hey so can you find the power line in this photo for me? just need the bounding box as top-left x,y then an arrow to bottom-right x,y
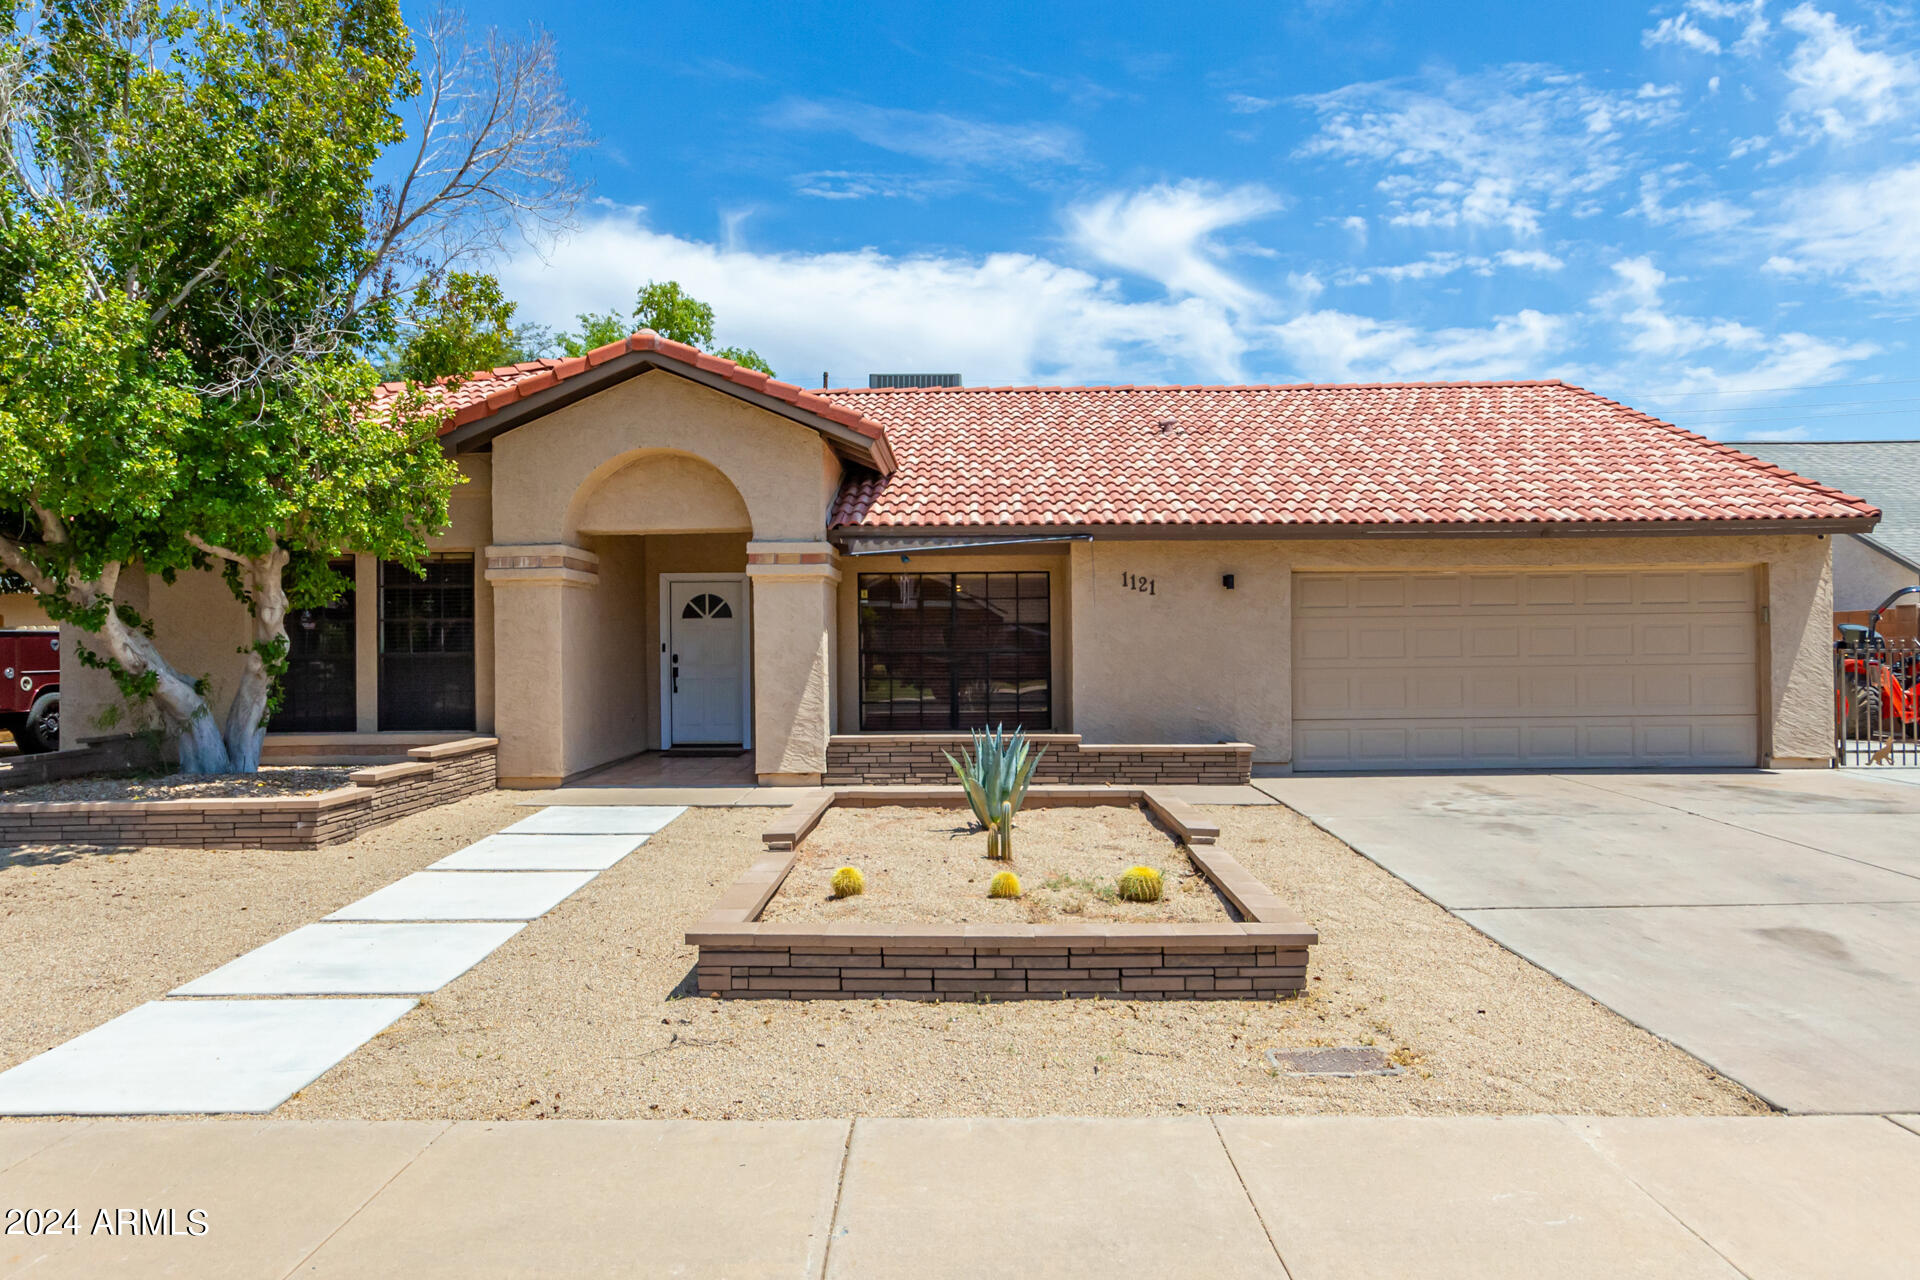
1640,376 -> 1920,399
1679,407 -> 1920,427
1682,395 -> 1920,415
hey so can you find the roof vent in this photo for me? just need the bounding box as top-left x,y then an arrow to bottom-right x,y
868,373 -> 961,388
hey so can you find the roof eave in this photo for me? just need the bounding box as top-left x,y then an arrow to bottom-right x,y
830,515 -> 1880,543
439,350 -> 893,475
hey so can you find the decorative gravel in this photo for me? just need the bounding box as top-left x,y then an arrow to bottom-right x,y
0,790 -> 538,1074
758,805 -> 1232,924
276,804 -> 1768,1121
0,766 -> 356,805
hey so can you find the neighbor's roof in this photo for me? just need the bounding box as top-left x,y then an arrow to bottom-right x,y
1735,440 -> 1920,570
822,380 -> 1880,532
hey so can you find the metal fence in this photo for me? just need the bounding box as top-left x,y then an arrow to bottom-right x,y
1836,632 -> 1920,766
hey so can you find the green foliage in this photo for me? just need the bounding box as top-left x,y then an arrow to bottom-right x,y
944,725 -> 1045,861
540,280 -> 773,373
987,870 -> 1022,899
1117,866 -> 1164,903
391,272 -> 522,383
830,865 -> 866,898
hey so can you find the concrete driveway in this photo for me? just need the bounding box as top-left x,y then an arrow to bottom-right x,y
1257,770 -> 1920,1115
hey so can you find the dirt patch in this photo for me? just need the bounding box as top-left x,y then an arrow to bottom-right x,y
279,804 -> 1767,1121
758,805 -> 1232,924
0,766 -> 356,805
0,789 -> 538,1072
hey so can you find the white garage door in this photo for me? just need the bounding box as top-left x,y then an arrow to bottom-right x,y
1292,568 -> 1760,770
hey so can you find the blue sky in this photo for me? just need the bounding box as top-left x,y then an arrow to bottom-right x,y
436,0 -> 1920,441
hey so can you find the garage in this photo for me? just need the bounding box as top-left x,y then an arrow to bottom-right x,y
1291,568 -> 1761,770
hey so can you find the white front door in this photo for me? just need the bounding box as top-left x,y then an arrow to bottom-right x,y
668,579 -> 746,745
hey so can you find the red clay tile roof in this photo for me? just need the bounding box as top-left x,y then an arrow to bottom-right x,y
372,331 -> 889,442
822,380 -> 1879,530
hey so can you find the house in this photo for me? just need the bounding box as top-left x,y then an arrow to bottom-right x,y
1734,441 -> 1920,616
58,333 -> 1877,781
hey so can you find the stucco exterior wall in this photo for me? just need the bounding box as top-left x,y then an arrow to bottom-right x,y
1832,535 -> 1917,613
1067,532 -> 1835,767
833,550 -> 1075,734
490,371 -> 840,545
557,536 -> 650,776
0,593 -> 52,629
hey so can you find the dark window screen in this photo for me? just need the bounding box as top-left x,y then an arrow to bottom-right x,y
270,559 -> 356,732
378,554 -> 475,730
858,572 -> 1050,731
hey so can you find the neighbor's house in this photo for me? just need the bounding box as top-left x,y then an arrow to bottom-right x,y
59,334 -> 1877,782
1736,441 -> 1920,615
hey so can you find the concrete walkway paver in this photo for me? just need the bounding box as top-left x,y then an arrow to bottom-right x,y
0,1000 -> 417,1115
500,804 -> 685,835
324,870 -> 597,922
427,832 -> 646,871
171,922 -> 526,997
1264,770 -> 1920,1113
0,1120 -> 444,1280
827,1117 -> 1286,1278
1564,1115 -> 1920,1280
1217,1115 -> 1741,1279
297,1119 -> 849,1279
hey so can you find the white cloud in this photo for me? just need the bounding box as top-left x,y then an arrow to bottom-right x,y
1336,249 -> 1564,285
1778,4 -> 1917,137
1295,66 -> 1680,235
1767,161 -> 1920,296
1644,12 -> 1722,55
1063,181 -> 1284,311
1594,254 -> 1877,394
768,98 -> 1082,168
1270,308 -> 1569,382
500,203 -> 1256,385
1225,92 -> 1279,113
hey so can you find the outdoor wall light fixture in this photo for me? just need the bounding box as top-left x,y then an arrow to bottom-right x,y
1222,574 -> 1235,589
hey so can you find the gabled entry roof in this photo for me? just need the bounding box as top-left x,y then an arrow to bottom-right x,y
822,380 -> 1880,536
378,332 -> 895,474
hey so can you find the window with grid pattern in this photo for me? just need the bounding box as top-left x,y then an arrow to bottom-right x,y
378,554 -> 475,730
857,572 -> 1050,731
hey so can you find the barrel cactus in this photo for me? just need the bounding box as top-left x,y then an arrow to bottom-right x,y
988,870 -> 1022,899
831,866 -> 866,898
1116,865 -> 1163,903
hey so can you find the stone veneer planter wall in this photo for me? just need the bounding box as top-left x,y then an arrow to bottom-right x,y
691,788 -> 1315,1002
0,738 -> 497,850
825,734 -> 1254,786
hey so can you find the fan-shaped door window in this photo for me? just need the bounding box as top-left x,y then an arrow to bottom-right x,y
680,592 -> 734,620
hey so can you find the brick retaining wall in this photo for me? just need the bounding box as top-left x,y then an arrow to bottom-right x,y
691,833 -> 1315,1002
0,737 -> 497,850
826,734 -> 1253,785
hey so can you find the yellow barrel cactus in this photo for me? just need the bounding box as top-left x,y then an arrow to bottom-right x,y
830,866 -> 866,898
987,870 -> 1022,899
1116,865 -> 1163,903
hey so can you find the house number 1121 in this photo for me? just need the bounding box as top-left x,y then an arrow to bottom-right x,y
1120,571 -> 1156,595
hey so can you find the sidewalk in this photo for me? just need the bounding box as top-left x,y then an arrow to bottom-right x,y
3,1114 -> 1917,1278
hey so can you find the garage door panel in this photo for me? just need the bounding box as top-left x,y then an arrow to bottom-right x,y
1293,568 -> 1759,770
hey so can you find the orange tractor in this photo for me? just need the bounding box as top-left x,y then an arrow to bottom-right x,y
1838,586 -> 1920,740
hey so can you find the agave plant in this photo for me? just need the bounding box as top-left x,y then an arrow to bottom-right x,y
944,725 -> 1045,860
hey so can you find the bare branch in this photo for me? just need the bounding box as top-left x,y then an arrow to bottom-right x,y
185,534 -> 246,564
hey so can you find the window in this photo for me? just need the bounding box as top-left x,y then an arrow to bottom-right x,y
858,572 -> 1050,731
378,554 -> 475,730
270,559 -> 356,732
680,592 -> 733,619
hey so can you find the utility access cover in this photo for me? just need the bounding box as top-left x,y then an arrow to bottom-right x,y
1265,1047 -> 1402,1078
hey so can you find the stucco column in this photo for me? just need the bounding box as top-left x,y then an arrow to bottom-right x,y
747,541 -> 839,784
484,543 -> 599,787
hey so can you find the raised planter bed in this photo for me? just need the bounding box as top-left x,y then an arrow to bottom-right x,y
690,787 -> 1315,1001
0,737 -> 497,850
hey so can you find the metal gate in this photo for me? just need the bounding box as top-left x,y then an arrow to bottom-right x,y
1836,632 -> 1920,765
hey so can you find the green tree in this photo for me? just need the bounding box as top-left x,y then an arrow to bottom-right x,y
391,272 -> 522,383
0,0 -> 586,771
545,280 -> 773,373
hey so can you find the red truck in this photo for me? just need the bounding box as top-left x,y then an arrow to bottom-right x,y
0,629 -> 59,753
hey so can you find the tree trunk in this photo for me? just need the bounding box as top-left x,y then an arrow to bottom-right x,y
88,570 -> 232,774
221,549 -> 291,774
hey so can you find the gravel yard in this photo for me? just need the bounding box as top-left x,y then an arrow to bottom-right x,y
0,766 -> 356,805
759,804 -> 1230,924
280,803 -> 1767,1120
0,789 -> 536,1072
